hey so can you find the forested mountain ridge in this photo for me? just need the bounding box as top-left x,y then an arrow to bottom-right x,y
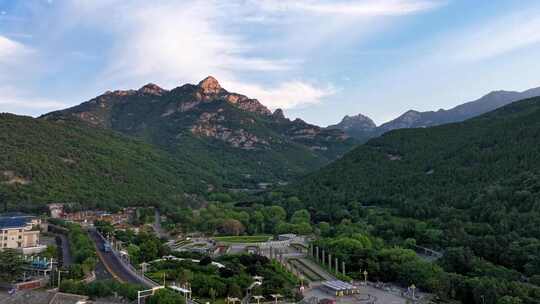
0,113 -> 213,211
377,86 -> 540,132
330,86 -> 540,140
288,96 -> 540,302
42,77 -> 356,187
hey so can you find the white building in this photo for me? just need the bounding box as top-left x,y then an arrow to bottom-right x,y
0,214 -> 44,254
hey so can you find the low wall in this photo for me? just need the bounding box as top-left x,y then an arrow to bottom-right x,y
15,278 -> 48,290
21,245 -> 47,255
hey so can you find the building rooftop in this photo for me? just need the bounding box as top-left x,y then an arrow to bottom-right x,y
0,216 -> 31,229
0,212 -> 35,218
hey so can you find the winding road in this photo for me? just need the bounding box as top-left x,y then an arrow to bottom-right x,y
89,228 -> 157,288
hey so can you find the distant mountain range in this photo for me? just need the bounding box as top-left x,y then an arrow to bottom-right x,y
328,86 -> 540,141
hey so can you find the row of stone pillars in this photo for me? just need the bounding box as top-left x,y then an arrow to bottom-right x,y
309,244 -> 346,276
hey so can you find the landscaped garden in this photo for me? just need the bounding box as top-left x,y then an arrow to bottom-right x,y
213,235 -> 272,243
145,254 -> 299,302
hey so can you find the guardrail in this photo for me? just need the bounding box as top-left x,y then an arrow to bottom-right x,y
94,230 -> 158,288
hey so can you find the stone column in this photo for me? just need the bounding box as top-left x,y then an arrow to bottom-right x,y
322,249 -> 325,266
315,246 -> 319,261
335,258 -> 338,275
342,261 -> 346,276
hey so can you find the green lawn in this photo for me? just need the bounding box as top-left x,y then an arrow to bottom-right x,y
213,235 -> 272,243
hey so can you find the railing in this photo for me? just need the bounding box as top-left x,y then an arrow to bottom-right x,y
94,230 -> 158,288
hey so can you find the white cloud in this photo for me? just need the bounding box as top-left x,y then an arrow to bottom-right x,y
254,0 -> 443,16
0,36 -> 29,63
439,10 -> 540,62
223,80 -> 336,110
96,1 -> 293,88
72,1 -> 328,109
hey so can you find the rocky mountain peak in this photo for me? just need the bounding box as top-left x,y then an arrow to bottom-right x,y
339,113 -> 376,129
272,108 -> 286,120
198,76 -> 222,95
327,112 -> 376,135
138,83 -> 167,96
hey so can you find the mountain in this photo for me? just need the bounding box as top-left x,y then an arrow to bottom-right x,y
42,77 -> 356,188
0,113 -> 213,211
378,87 -> 540,133
330,87 -> 540,140
326,113 -> 377,142
289,96 -> 540,301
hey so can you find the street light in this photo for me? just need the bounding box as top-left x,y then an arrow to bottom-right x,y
270,294 -> 282,304
363,270 -> 368,285
253,295 -> 264,304
410,284 -> 416,299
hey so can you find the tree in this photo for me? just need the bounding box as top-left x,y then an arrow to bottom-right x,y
317,222 -> 331,237
209,287 -> 217,302
0,249 -> 25,283
220,219 -> 245,236
177,269 -> 193,284
127,244 -> 141,265
294,222 -> 313,235
497,296 -> 523,304
228,283 -> 242,298
250,211 -> 265,234
291,209 -> 311,224
147,289 -> 185,304
199,256 -> 212,266
139,241 -> 159,262
263,205 -> 288,234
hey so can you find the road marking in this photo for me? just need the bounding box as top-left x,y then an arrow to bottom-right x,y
90,231 -> 126,283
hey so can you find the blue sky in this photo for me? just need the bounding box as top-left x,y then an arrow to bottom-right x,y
1,0 -> 540,126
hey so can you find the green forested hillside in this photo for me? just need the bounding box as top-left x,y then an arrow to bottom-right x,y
0,114 -> 214,211
288,97 -> 540,303
43,77 -> 356,188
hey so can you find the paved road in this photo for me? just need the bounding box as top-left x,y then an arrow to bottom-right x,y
89,229 -> 156,288
56,233 -> 72,267
153,208 -> 169,239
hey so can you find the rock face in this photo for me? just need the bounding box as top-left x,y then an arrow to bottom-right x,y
42,76 -> 356,185
327,114 -> 377,141
138,83 -> 168,96
198,76 -> 222,95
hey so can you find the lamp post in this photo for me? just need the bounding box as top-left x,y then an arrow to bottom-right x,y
363,270 -> 368,285
270,294 -> 282,304
253,295 -> 264,304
